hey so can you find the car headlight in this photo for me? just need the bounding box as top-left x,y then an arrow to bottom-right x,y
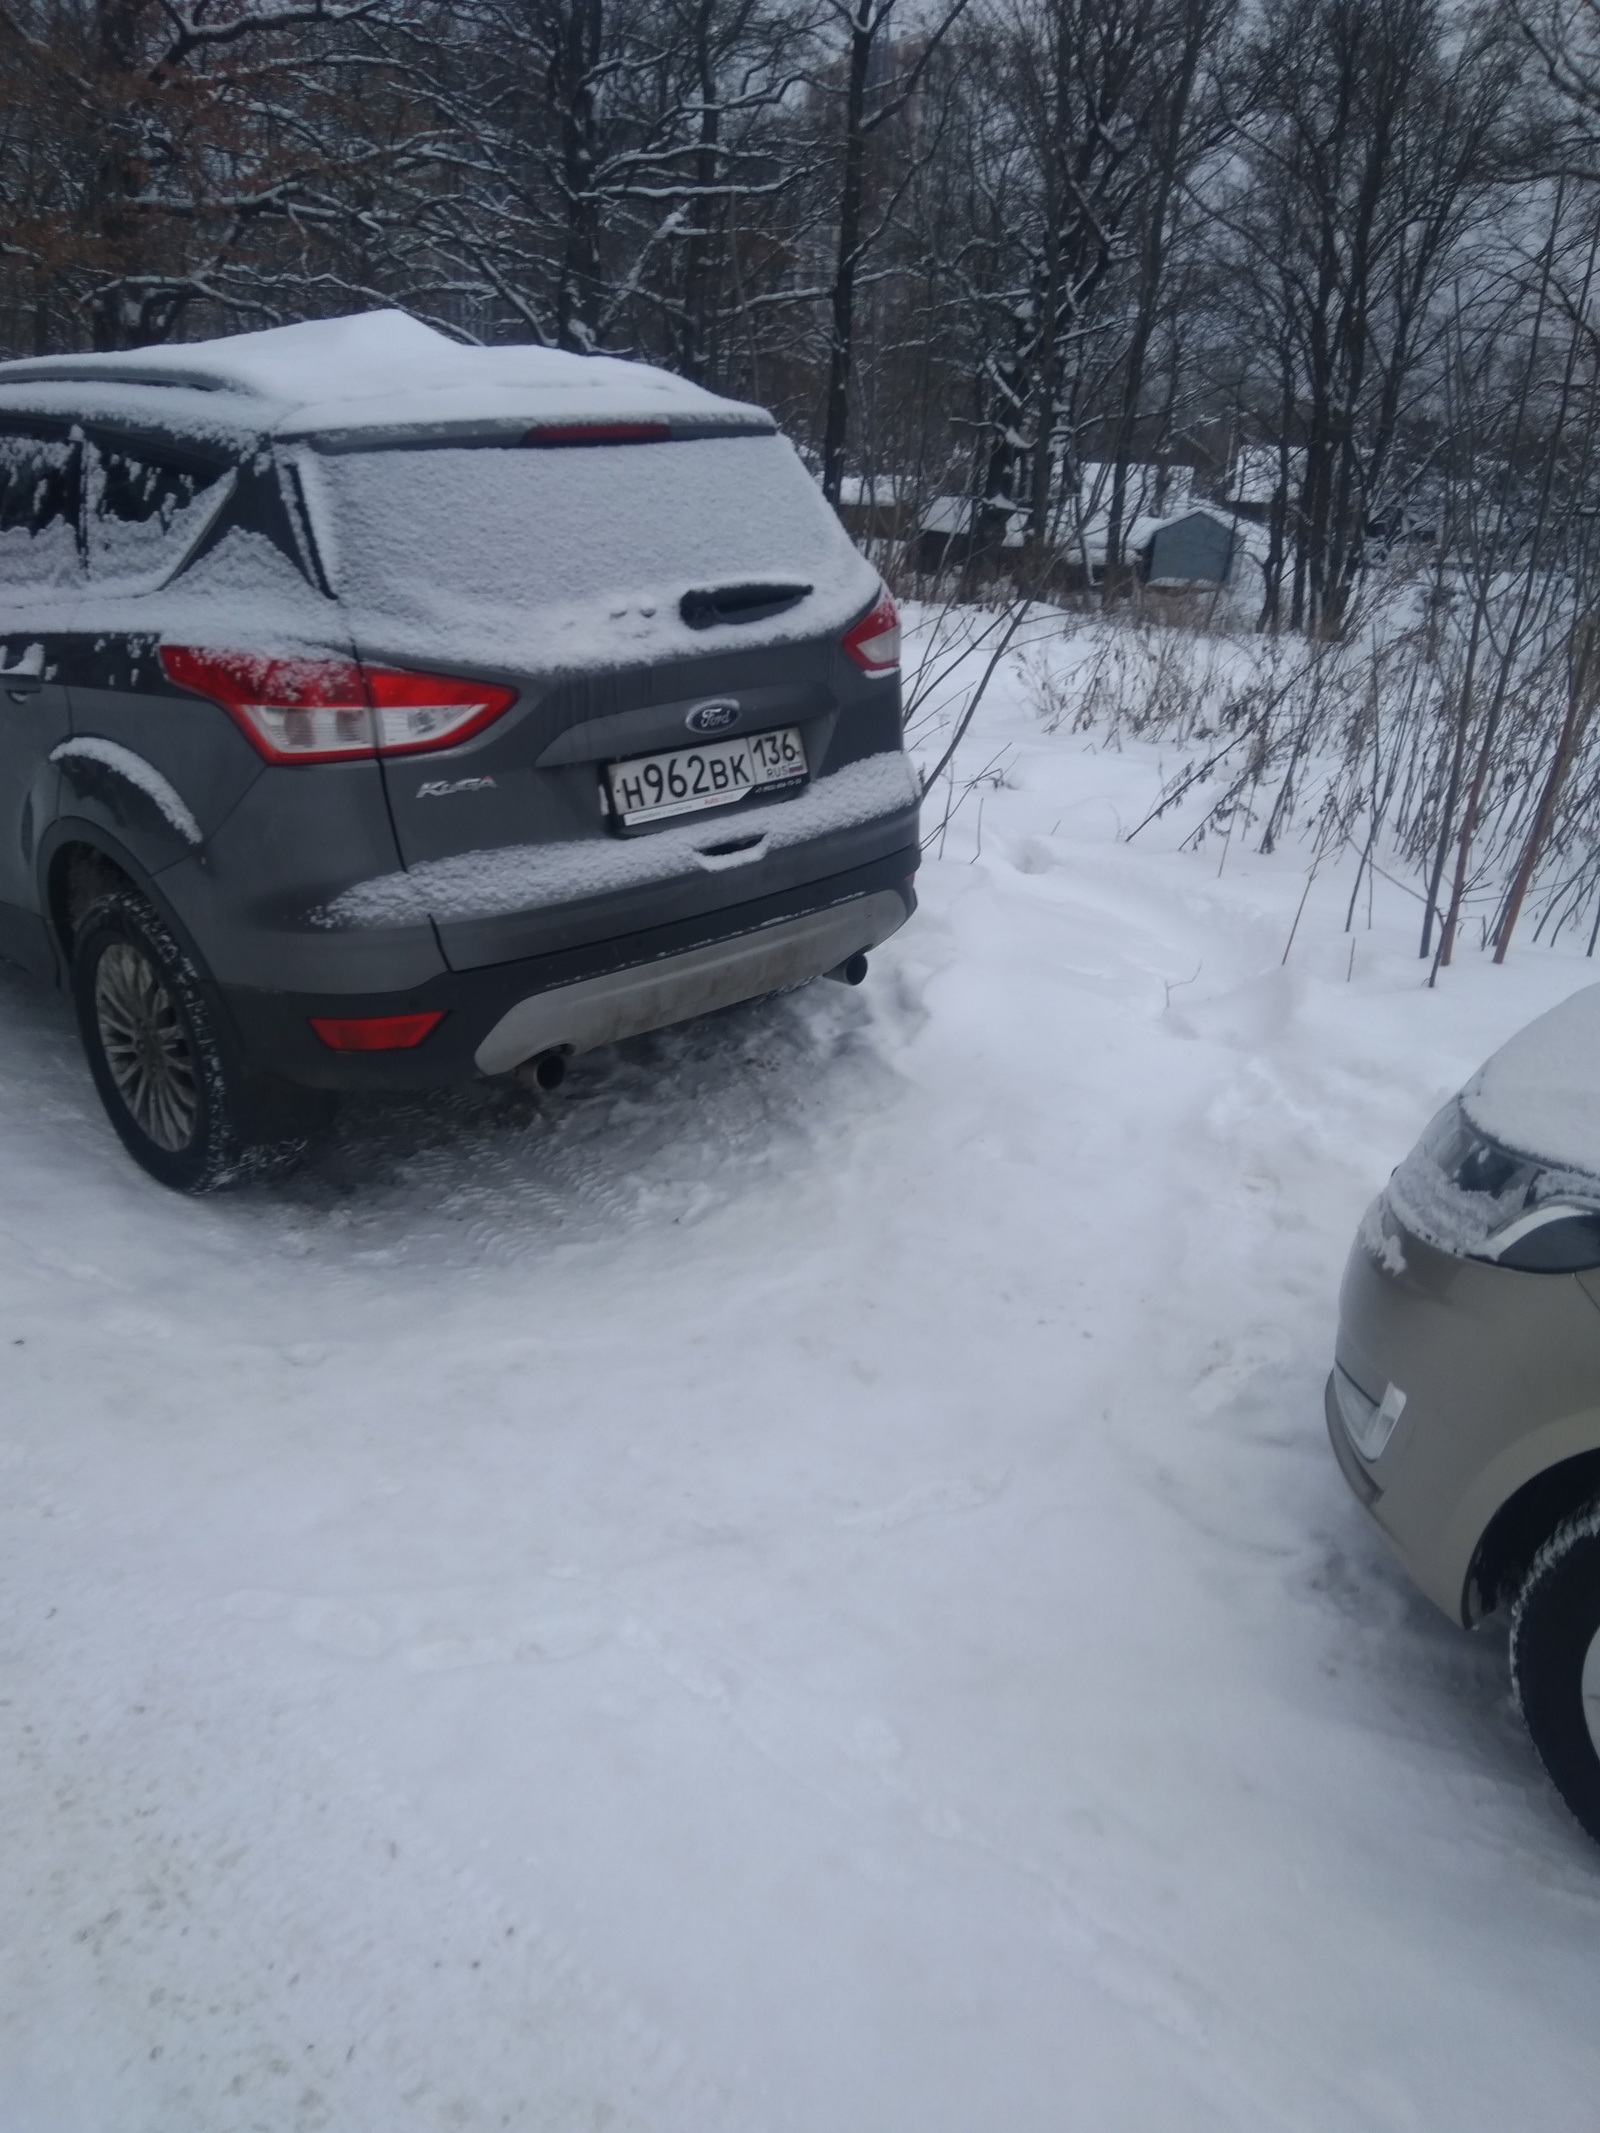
1333,1365 -> 1407,1460
1385,1099 -> 1600,1271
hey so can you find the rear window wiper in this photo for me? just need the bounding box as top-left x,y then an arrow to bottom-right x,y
680,581 -> 812,630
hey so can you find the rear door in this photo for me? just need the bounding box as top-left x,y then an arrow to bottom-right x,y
299,430 -> 890,970
60,429 -> 255,879
0,422 -> 79,970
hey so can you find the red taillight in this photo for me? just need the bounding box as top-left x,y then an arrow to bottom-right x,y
162,646 -> 373,762
160,646 -> 517,765
842,590 -> 901,674
309,1011 -> 445,1052
523,422 -> 671,447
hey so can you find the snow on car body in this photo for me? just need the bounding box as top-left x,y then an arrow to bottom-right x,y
1330,982 -> 1600,1844
0,311 -> 917,1186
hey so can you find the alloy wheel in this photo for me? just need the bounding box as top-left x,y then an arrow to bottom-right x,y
93,940 -> 200,1153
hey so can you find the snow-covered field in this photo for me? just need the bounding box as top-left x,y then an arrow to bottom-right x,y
4,613 -> 1600,2132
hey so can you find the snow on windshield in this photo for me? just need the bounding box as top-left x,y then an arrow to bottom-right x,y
1383,1101 -> 1526,1258
304,434 -> 876,671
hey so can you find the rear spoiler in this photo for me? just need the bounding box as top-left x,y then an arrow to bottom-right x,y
285,408 -> 775,452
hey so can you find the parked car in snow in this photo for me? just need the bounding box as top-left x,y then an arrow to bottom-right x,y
0,311 -> 918,1188
1329,984 -> 1600,1844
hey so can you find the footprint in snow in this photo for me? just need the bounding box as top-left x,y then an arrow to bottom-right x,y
291,1599 -> 391,1660
1189,1328 -> 1293,1416
836,1468 -> 1011,1532
846,1715 -> 905,1767
227,1588 -> 608,1671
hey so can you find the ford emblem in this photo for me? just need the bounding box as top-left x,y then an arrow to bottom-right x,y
685,699 -> 740,734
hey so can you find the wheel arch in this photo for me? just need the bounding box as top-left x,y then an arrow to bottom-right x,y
1465,1448 -> 1600,1623
39,819 -> 207,977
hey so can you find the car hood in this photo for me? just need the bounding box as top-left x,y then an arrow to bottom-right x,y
1461,980 -> 1600,1174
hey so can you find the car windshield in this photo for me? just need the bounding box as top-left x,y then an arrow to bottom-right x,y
301,433 -> 868,671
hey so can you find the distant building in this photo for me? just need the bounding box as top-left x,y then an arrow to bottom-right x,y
915,464 -> 1191,580
1078,461 -> 1192,521
1225,444 -> 1305,520
1141,505 -> 1237,587
917,489 -> 1237,590
830,474 -> 912,542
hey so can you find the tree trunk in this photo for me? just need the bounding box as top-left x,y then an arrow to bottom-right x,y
821,3 -> 877,506
556,0 -> 606,352
678,0 -> 722,383
1493,622 -> 1600,964
1102,0 -> 1213,604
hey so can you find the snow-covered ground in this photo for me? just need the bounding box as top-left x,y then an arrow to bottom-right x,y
4,612 -> 1600,2132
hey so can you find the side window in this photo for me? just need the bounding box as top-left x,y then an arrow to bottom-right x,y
85,438 -> 232,588
0,428 -> 82,590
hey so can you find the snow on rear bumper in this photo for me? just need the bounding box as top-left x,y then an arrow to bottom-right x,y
319,751 -> 920,932
474,888 -> 908,1072
214,848 -> 918,1092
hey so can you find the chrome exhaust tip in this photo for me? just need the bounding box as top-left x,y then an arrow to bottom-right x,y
517,1048 -> 569,1092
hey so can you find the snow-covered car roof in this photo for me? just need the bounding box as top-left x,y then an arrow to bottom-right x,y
0,310 -> 775,451
1461,981 -> 1600,1175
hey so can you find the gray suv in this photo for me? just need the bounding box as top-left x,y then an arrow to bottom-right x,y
0,312 -> 918,1188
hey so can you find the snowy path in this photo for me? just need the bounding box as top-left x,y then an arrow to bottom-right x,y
3,649 -> 1600,2129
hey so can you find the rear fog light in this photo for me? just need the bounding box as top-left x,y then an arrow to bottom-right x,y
309,1011 -> 446,1051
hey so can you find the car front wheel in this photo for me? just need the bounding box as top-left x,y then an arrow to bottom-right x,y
1511,1502 -> 1600,1848
72,887 -> 327,1191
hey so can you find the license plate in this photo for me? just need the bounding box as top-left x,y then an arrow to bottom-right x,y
605,726 -> 807,828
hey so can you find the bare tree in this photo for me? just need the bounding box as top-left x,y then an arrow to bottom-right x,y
0,0 -> 423,350
813,0 -> 970,502
1100,0 -> 1235,599
1217,0 -> 1517,636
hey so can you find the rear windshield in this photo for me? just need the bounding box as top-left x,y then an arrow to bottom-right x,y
304,433 -> 865,659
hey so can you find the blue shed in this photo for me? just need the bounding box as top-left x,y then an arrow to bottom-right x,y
1143,507 -> 1235,586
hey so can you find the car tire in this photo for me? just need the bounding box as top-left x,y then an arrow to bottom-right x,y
71,887 -> 330,1191
1510,1501 -> 1600,1847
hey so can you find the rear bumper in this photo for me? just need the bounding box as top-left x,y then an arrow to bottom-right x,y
473,889 -> 903,1070
217,845 -> 918,1090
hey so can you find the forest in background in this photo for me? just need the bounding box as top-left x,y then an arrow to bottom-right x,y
12,1 -> 1600,958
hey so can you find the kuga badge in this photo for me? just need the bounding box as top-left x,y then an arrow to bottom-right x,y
417,774 -> 497,797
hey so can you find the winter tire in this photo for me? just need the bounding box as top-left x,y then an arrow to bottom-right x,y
1510,1501 -> 1600,1848
72,888 -> 328,1191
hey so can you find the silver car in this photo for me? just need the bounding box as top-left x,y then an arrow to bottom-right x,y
1329,983 -> 1600,1845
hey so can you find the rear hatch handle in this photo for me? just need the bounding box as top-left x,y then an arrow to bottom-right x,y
680,582 -> 812,630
